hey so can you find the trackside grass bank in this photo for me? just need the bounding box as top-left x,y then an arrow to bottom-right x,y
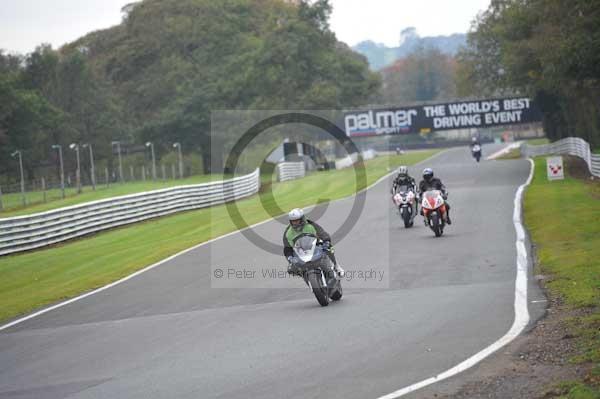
0,174 -> 229,217
0,151 -> 438,324
524,157 -> 600,398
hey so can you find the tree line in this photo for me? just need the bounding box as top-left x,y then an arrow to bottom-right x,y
379,45 -> 458,105
456,0 -> 600,148
0,0 -> 380,186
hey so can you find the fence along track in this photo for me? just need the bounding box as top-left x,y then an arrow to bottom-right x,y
0,169 -> 260,256
521,137 -> 599,177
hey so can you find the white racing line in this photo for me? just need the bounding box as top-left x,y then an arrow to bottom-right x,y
486,142 -> 523,160
0,149 -> 447,332
376,158 -> 536,399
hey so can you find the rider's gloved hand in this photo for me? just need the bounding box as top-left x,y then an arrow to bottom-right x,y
287,262 -> 300,276
287,256 -> 294,263
322,241 -> 331,251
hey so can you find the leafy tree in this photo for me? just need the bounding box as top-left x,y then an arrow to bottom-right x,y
380,45 -> 457,104
457,0 -> 600,146
0,68 -> 64,182
0,0 -> 380,179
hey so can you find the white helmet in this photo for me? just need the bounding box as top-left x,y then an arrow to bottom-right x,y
288,208 -> 306,231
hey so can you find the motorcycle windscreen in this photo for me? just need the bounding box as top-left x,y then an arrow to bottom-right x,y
293,236 -> 317,263
422,190 -> 442,209
397,185 -> 410,194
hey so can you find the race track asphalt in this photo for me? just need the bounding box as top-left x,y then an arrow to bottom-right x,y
0,145 -> 544,399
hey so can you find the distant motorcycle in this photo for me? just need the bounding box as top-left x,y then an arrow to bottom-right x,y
288,234 -> 343,306
392,185 -> 417,228
421,190 -> 448,237
471,144 -> 482,162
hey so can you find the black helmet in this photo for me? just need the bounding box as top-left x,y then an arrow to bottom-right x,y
423,168 -> 434,182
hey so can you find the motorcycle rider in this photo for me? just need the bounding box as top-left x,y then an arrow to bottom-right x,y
418,168 -> 451,225
391,165 -> 417,195
284,208 -> 345,277
470,136 -> 482,151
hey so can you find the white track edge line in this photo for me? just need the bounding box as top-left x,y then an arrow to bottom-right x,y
0,150 -> 447,332
375,157 -> 535,399
486,142 -> 522,160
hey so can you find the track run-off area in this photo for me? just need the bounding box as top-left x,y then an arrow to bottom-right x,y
0,144 -> 546,399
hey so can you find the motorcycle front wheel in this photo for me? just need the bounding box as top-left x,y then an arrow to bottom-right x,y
307,272 -> 330,306
431,212 -> 444,237
401,207 -> 412,228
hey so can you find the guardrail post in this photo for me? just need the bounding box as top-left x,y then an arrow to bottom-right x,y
142,166 -> 146,181
105,167 -> 110,188
42,177 -> 47,203
130,165 -> 135,181
171,164 -> 176,180
161,164 -> 166,181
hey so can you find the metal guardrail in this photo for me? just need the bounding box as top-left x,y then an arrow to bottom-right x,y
521,137 -> 600,177
0,169 -> 261,256
277,162 -> 306,182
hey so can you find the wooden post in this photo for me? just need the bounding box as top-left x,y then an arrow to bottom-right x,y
105,167 -> 110,188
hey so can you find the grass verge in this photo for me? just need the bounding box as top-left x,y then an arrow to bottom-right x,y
0,174 -> 229,218
524,156 -> 600,397
0,150 -> 438,323
526,138 -> 551,146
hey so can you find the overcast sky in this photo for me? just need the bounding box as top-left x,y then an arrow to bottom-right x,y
0,0 -> 491,54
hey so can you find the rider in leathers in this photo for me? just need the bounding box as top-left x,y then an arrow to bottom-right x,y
418,168 -> 451,224
391,165 -> 417,195
284,208 -> 345,277
470,136 -> 482,149
392,165 -> 418,214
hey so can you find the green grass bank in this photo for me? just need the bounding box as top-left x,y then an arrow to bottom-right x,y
524,157 -> 600,398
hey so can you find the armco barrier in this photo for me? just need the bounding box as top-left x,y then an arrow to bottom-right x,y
521,137 -> 600,177
277,162 -> 306,182
0,169 -> 260,256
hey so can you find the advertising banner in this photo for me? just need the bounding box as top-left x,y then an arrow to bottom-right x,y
344,97 -> 542,137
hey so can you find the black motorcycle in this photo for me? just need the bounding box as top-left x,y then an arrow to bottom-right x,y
289,234 -> 343,307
